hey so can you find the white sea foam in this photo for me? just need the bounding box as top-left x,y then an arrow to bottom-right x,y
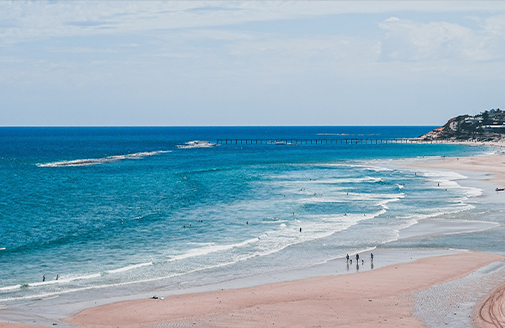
167,238 -> 258,262
300,192 -> 403,204
316,133 -> 351,136
417,169 -> 483,198
0,272 -> 102,293
106,262 -> 153,274
177,140 -> 217,149
313,176 -> 383,184
315,163 -> 394,172
37,151 -> 169,167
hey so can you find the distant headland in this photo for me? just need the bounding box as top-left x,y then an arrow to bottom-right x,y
419,108 -> 505,142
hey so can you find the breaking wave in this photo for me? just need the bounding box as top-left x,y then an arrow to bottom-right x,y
37,151 -> 170,167
177,140 -> 217,149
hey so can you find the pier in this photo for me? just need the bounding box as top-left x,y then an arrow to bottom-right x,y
216,138 -> 430,145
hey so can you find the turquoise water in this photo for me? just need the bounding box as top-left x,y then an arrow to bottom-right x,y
0,127 -> 496,303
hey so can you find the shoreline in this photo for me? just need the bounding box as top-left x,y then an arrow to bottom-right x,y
407,153 -> 505,188
2,250 -> 503,328
405,149 -> 505,327
2,146 -> 505,327
63,252 -> 504,328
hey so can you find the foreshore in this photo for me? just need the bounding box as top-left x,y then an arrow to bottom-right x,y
63,253 -> 502,328
405,148 -> 505,327
2,146 -> 505,328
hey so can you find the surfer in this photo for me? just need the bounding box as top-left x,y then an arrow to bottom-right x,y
300,227 -> 302,233
56,274 -> 59,280
43,275 -> 45,282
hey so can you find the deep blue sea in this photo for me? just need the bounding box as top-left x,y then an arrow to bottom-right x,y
0,126 -> 499,303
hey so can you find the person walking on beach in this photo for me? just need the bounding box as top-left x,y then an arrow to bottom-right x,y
371,253 -> 374,261
346,254 -> 349,262
356,253 -> 359,262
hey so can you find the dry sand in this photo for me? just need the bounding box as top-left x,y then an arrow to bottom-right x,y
60,253 -> 502,328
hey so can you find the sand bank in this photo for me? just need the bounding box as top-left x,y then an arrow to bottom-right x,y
61,252 -> 502,328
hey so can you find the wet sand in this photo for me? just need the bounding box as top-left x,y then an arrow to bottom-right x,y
58,253 -> 501,328
474,281 -> 505,328
0,324 -> 47,328
408,151 -> 505,327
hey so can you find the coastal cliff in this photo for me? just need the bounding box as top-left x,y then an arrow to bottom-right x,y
419,109 -> 505,141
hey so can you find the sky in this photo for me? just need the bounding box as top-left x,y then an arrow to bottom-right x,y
1,1 -> 505,126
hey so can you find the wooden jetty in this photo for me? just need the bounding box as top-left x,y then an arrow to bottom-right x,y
216,138 -> 431,145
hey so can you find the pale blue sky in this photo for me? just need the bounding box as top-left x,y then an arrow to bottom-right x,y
2,1 -> 505,126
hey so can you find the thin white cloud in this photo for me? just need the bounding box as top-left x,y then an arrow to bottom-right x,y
2,1 -> 505,126
2,1 -> 505,43
378,16 -> 505,62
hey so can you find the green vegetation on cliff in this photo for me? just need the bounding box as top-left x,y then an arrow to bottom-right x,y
419,109 -> 505,141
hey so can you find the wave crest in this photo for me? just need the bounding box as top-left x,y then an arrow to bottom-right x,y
177,140 -> 217,149
37,151 -> 169,167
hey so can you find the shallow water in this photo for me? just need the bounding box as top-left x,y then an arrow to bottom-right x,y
0,126 -> 498,305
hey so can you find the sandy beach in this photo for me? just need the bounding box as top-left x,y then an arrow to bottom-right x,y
3,147 -> 505,328
61,252 -> 501,328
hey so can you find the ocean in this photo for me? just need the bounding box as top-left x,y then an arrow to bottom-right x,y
0,126 -> 501,305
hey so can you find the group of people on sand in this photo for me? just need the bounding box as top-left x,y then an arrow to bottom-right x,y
346,253 -> 373,265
